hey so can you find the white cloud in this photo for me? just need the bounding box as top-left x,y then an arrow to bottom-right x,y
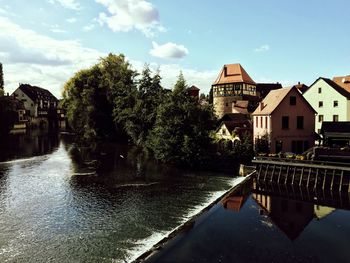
95,0 -> 164,37
0,16 -> 104,98
83,24 -> 95,32
254,44 -> 270,52
150,41 -> 189,59
50,24 -> 67,33
66,17 -> 77,23
47,0 -> 81,10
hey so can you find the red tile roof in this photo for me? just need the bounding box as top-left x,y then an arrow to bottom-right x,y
212,64 -> 256,85
332,75 -> 350,93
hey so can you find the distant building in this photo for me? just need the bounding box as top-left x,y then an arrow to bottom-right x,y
12,84 -> 59,128
212,64 -> 258,118
303,77 -> 350,133
256,83 -> 282,99
333,75 -> 350,92
252,86 -> 316,154
187,85 -> 200,99
216,113 -> 252,143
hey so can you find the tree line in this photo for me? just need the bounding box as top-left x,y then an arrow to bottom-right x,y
63,53 -> 253,168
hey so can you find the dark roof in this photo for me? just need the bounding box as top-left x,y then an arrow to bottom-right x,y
256,83 -> 283,98
293,83 -> 309,93
17,84 -> 58,102
220,113 -> 249,122
213,64 -> 256,85
305,78 -> 350,99
187,85 -> 200,91
220,120 -> 251,134
321,121 -> 350,133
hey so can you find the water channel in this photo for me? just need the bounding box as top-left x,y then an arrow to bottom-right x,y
0,131 -> 237,262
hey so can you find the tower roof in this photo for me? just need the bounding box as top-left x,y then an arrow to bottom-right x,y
213,64 -> 256,86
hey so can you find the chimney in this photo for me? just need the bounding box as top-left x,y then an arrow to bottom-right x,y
298,81 -> 300,85
260,102 -> 265,111
224,66 -> 227,77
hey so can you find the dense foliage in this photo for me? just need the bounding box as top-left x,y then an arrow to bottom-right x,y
0,62 -> 4,96
0,97 -> 17,136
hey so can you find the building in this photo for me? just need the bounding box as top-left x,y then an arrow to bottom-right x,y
252,86 -> 316,154
333,75 -> 350,92
320,121 -> 350,147
216,113 -> 252,143
256,83 -> 283,99
303,77 -> 350,134
187,85 -> 200,99
293,82 -> 309,94
11,84 -> 59,128
212,64 -> 258,118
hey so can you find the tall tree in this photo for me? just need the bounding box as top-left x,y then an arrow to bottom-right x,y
0,63 -> 4,96
147,72 -> 216,166
63,53 -> 137,141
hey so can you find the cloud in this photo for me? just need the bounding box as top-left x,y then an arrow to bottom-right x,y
50,24 -> 67,33
0,16 -> 104,98
66,17 -> 77,23
47,0 -> 81,10
150,41 -> 189,59
254,44 -> 270,52
95,0 -> 165,37
83,24 -> 95,32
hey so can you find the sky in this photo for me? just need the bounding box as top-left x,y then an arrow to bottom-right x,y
0,0 -> 349,98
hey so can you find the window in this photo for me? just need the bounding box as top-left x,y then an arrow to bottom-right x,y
265,117 -> 268,129
297,116 -> 304,129
255,116 -> 258,128
222,129 -> 226,135
319,101 -> 323,107
333,115 -> 339,122
260,117 -> 263,128
318,115 -> 323,122
225,102 -> 228,107
282,116 -> 289,129
334,101 -> 338,107
318,87 -> 322,93
290,96 -> 296,105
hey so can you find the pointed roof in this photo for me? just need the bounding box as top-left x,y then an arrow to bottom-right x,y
15,84 -> 58,102
305,77 -> 350,99
212,64 -> 256,85
333,75 -> 350,93
187,85 -> 200,91
252,87 -> 292,115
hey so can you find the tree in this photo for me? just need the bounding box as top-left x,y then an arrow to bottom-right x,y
63,53 -> 137,141
147,72 -> 216,166
123,65 -> 165,146
0,63 -> 4,96
0,97 -> 17,136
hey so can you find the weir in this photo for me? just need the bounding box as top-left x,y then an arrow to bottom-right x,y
252,158 -> 350,192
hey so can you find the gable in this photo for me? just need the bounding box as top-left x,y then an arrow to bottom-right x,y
305,77 -> 350,100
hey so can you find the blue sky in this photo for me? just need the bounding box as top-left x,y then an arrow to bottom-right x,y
0,0 -> 349,98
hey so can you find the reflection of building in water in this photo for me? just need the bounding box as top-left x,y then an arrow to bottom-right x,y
253,193 -> 314,240
222,186 -> 250,212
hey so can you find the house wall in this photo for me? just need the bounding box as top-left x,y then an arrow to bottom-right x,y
270,88 -> 315,153
216,124 -> 233,141
303,79 -> 349,133
13,88 -> 37,117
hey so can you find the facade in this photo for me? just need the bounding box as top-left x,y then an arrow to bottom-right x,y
303,78 -> 350,133
212,64 -> 258,118
11,84 -> 59,128
252,87 -> 316,154
12,84 -> 58,118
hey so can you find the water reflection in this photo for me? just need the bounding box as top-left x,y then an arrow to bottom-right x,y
0,130 -> 59,162
146,180 -> 350,263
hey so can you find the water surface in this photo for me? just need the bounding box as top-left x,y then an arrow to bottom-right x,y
0,132 -> 237,262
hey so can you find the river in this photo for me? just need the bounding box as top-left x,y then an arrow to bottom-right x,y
0,131 -> 238,262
